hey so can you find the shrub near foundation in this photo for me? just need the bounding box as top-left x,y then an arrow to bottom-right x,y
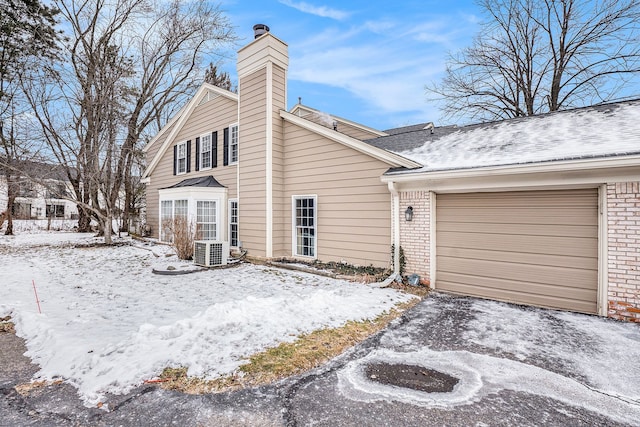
163,216 -> 195,260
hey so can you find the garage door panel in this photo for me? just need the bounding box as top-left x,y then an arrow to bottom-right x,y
438,190 -> 597,207
436,189 -> 599,314
437,207 -> 596,225
435,278 -> 598,314
437,231 -> 597,258
437,222 -> 598,238
438,246 -> 596,270
437,273 -> 597,303
437,256 -> 597,289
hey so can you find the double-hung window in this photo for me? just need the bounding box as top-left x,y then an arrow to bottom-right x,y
229,199 -> 239,247
174,200 -> 188,218
196,200 -> 217,240
229,124 -> 238,164
160,199 -> 188,242
200,134 -> 212,170
176,142 -> 187,174
293,196 -> 317,257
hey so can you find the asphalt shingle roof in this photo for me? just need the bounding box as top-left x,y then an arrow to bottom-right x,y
163,175 -> 226,189
365,125 -> 459,153
370,100 -> 640,175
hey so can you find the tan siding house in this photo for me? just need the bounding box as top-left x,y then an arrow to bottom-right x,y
144,25 -> 640,322
143,27 -> 417,271
282,122 -> 394,266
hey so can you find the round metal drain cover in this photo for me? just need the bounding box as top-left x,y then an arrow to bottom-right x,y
365,362 -> 459,393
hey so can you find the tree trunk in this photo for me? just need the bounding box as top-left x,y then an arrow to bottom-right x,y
76,205 -> 92,232
121,170 -> 133,233
4,195 -> 14,235
104,213 -> 113,244
4,176 -> 17,235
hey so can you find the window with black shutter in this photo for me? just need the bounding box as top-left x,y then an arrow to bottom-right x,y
223,127 -> 229,166
212,131 -> 218,168
186,140 -> 191,172
195,137 -> 201,171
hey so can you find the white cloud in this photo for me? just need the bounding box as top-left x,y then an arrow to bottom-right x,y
282,13 -> 477,126
278,0 -> 350,20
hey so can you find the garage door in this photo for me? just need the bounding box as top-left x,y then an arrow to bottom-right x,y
436,189 -> 598,314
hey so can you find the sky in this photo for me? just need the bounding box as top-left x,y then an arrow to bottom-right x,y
213,0 -> 480,130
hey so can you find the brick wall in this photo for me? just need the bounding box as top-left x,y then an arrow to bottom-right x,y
399,191 -> 430,282
607,182 -> 640,322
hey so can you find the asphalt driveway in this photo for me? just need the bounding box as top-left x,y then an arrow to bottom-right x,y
2,293 -> 639,426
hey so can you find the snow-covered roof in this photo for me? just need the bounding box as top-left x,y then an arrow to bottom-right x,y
384,100 -> 640,175
366,124 -> 459,153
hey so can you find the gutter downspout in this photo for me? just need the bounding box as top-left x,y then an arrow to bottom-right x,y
388,181 -> 401,275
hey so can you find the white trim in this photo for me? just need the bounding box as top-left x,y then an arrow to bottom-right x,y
266,62 -> 273,258
382,155 -> 640,184
198,132 -> 213,171
143,83 -> 238,178
175,141 -> 187,175
158,186 -> 228,243
228,198 -> 239,248
598,184 -> 608,316
280,110 -> 421,169
195,199 -> 220,240
291,194 -> 318,259
383,161 -> 640,195
236,95 -> 241,238
289,104 -> 388,138
429,191 -> 436,290
228,123 -> 239,165
427,186 -> 602,310
388,182 -> 400,274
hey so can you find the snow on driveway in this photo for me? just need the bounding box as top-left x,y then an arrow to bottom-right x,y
0,232 -> 413,406
337,295 -> 640,425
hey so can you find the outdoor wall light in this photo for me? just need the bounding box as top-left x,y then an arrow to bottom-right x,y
405,206 -> 414,222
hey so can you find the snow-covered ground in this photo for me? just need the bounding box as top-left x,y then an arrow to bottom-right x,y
337,296 -> 640,425
0,231 -> 414,407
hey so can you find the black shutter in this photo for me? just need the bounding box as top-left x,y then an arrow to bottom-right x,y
212,131 -> 218,168
186,140 -> 191,173
223,127 -> 229,166
173,145 -> 177,175
195,137 -> 200,171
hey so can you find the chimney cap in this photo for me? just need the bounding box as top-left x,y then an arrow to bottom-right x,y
253,24 -> 270,39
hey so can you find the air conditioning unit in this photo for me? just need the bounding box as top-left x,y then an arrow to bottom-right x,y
193,240 -> 230,267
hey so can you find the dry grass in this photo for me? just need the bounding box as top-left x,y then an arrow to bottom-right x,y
14,380 -> 64,396
157,294 -> 426,394
0,316 -> 15,333
162,216 -> 195,260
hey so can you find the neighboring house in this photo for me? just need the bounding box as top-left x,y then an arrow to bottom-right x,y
0,161 -> 79,220
143,26 -> 640,322
0,160 -> 141,230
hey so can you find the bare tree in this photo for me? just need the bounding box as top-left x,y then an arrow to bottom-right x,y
0,0 -> 62,234
25,0 -> 235,243
428,0 -> 640,122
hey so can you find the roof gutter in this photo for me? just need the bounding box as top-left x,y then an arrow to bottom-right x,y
381,154 -> 640,184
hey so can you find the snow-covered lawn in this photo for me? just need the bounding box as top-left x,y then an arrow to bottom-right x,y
0,231 -> 414,406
